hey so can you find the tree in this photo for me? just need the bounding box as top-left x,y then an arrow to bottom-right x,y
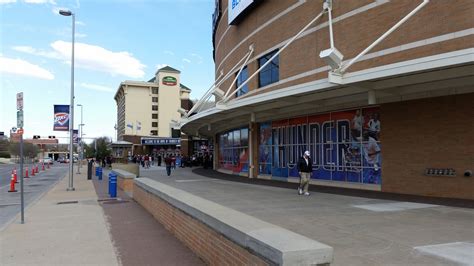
85,137 -> 111,160
9,142 -> 38,158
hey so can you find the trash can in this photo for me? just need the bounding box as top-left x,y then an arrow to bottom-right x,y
109,172 -> 117,198
87,160 -> 93,180
98,167 -> 103,181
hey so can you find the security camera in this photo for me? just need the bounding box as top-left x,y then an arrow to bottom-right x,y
464,170 -> 472,177
319,47 -> 344,71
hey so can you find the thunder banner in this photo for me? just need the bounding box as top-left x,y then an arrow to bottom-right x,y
53,105 -> 70,131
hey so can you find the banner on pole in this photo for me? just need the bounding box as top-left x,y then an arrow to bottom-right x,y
54,105 -> 70,131
73,129 -> 79,144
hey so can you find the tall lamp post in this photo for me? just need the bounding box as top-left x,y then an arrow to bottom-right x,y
77,104 -> 84,174
60,9 -> 75,191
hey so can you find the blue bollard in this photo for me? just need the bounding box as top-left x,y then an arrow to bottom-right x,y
98,167 -> 102,181
109,172 -> 117,198
95,167 -> 99,177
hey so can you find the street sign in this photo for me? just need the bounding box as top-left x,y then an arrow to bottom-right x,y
17,110 -> 24,128
17,128 -> 24,134
16,92 -> 23,110
11,127 -> 17,133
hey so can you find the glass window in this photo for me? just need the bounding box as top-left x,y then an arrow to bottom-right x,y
258,50 -> 279,88
236,66 -> 249,97
152,88 -> 158,94
152,105 -> 158,111
218,127 -> 249,174
150,130 -> 157,135
152,122 -> 158,127
152,114 -> 158,119
152,97 -> 158,103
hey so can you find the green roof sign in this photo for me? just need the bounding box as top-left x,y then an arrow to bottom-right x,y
162,76 -> 177,86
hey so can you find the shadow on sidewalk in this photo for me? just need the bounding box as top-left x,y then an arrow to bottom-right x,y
91,174 -> 204,266
192,168 -> 474,209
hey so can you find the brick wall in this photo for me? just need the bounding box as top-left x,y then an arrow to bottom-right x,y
117,177 -> 133,193
133,184 -> 269,265
214,0 -> 474,96
381,93 -> 474,199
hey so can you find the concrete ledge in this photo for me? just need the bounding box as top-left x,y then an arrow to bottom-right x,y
113,169 -> 135,193
134,178 -> 333,265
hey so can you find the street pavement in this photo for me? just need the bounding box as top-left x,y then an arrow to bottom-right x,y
0,162 -> 35,189
140,166 -> 474,266
0,164 -> 68,230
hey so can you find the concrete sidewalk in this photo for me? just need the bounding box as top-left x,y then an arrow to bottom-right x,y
140,166 -> 474,266
0,172 -> 119,265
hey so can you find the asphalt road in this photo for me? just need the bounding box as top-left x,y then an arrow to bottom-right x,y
0,164 -> 68,229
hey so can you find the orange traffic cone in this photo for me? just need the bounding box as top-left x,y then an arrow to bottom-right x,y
25,168 -> 29,178
13,170 -> 18,184
31,166 -> 35,176
8,176 -> 17,192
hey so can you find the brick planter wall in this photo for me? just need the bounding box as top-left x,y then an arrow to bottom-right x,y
118,177 -> 134,193
133,183 -> 269,266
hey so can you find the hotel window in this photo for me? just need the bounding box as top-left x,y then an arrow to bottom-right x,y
152,88 -> 158,94
150,130 -> 157,135
235,66 -> 249,97
152,114 -> 158,119
152,105 -> 158,111
152,122 -> 158,127
258,50 -> 279,88
152,97 -> 158,102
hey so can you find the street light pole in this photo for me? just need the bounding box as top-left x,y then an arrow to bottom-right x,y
77,104 -> 84,174
60,9 -> 75,191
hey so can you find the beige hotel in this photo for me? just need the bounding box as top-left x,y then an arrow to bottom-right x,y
114,66 -> 192,157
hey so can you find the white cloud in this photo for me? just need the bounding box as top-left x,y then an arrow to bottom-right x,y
0,0 -> 16,4
12,45 -> 61,59
191,53 -> 203,64
0,56 -> 54,80
182,58 -> 191,63
80,83 -> 114,92
76,21 -> 86,26
51,41 -> 146,78
164,50 -> 174,56
23,0 -> 56,4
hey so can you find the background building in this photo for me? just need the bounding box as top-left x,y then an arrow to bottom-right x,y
180,0 -> 474,199
114,66 -> 192,157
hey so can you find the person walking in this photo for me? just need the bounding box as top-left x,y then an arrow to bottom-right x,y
164,155 -> 173,176
297,150 -> 313,196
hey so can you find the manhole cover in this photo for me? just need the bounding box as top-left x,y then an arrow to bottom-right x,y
57,201 -> 79,205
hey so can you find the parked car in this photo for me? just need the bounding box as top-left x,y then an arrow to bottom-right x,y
58,158 -> 70,163
41,157 -> 53,165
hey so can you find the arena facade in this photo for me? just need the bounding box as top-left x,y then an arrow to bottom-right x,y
180,0 -> 474,199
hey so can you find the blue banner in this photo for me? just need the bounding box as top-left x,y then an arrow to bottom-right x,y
53,105 -> 69,131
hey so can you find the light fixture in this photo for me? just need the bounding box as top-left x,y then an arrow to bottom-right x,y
212,88 -> 225,99
319,47 -> 344,71
177,107 -> 187,116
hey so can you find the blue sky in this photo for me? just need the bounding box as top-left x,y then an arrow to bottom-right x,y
0,0 -> 215,143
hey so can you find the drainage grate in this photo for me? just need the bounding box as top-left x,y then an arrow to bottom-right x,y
57,200 -> 79,205
98,198 -> 129,204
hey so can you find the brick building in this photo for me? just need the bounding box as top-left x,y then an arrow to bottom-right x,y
180,0 -> 474,199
